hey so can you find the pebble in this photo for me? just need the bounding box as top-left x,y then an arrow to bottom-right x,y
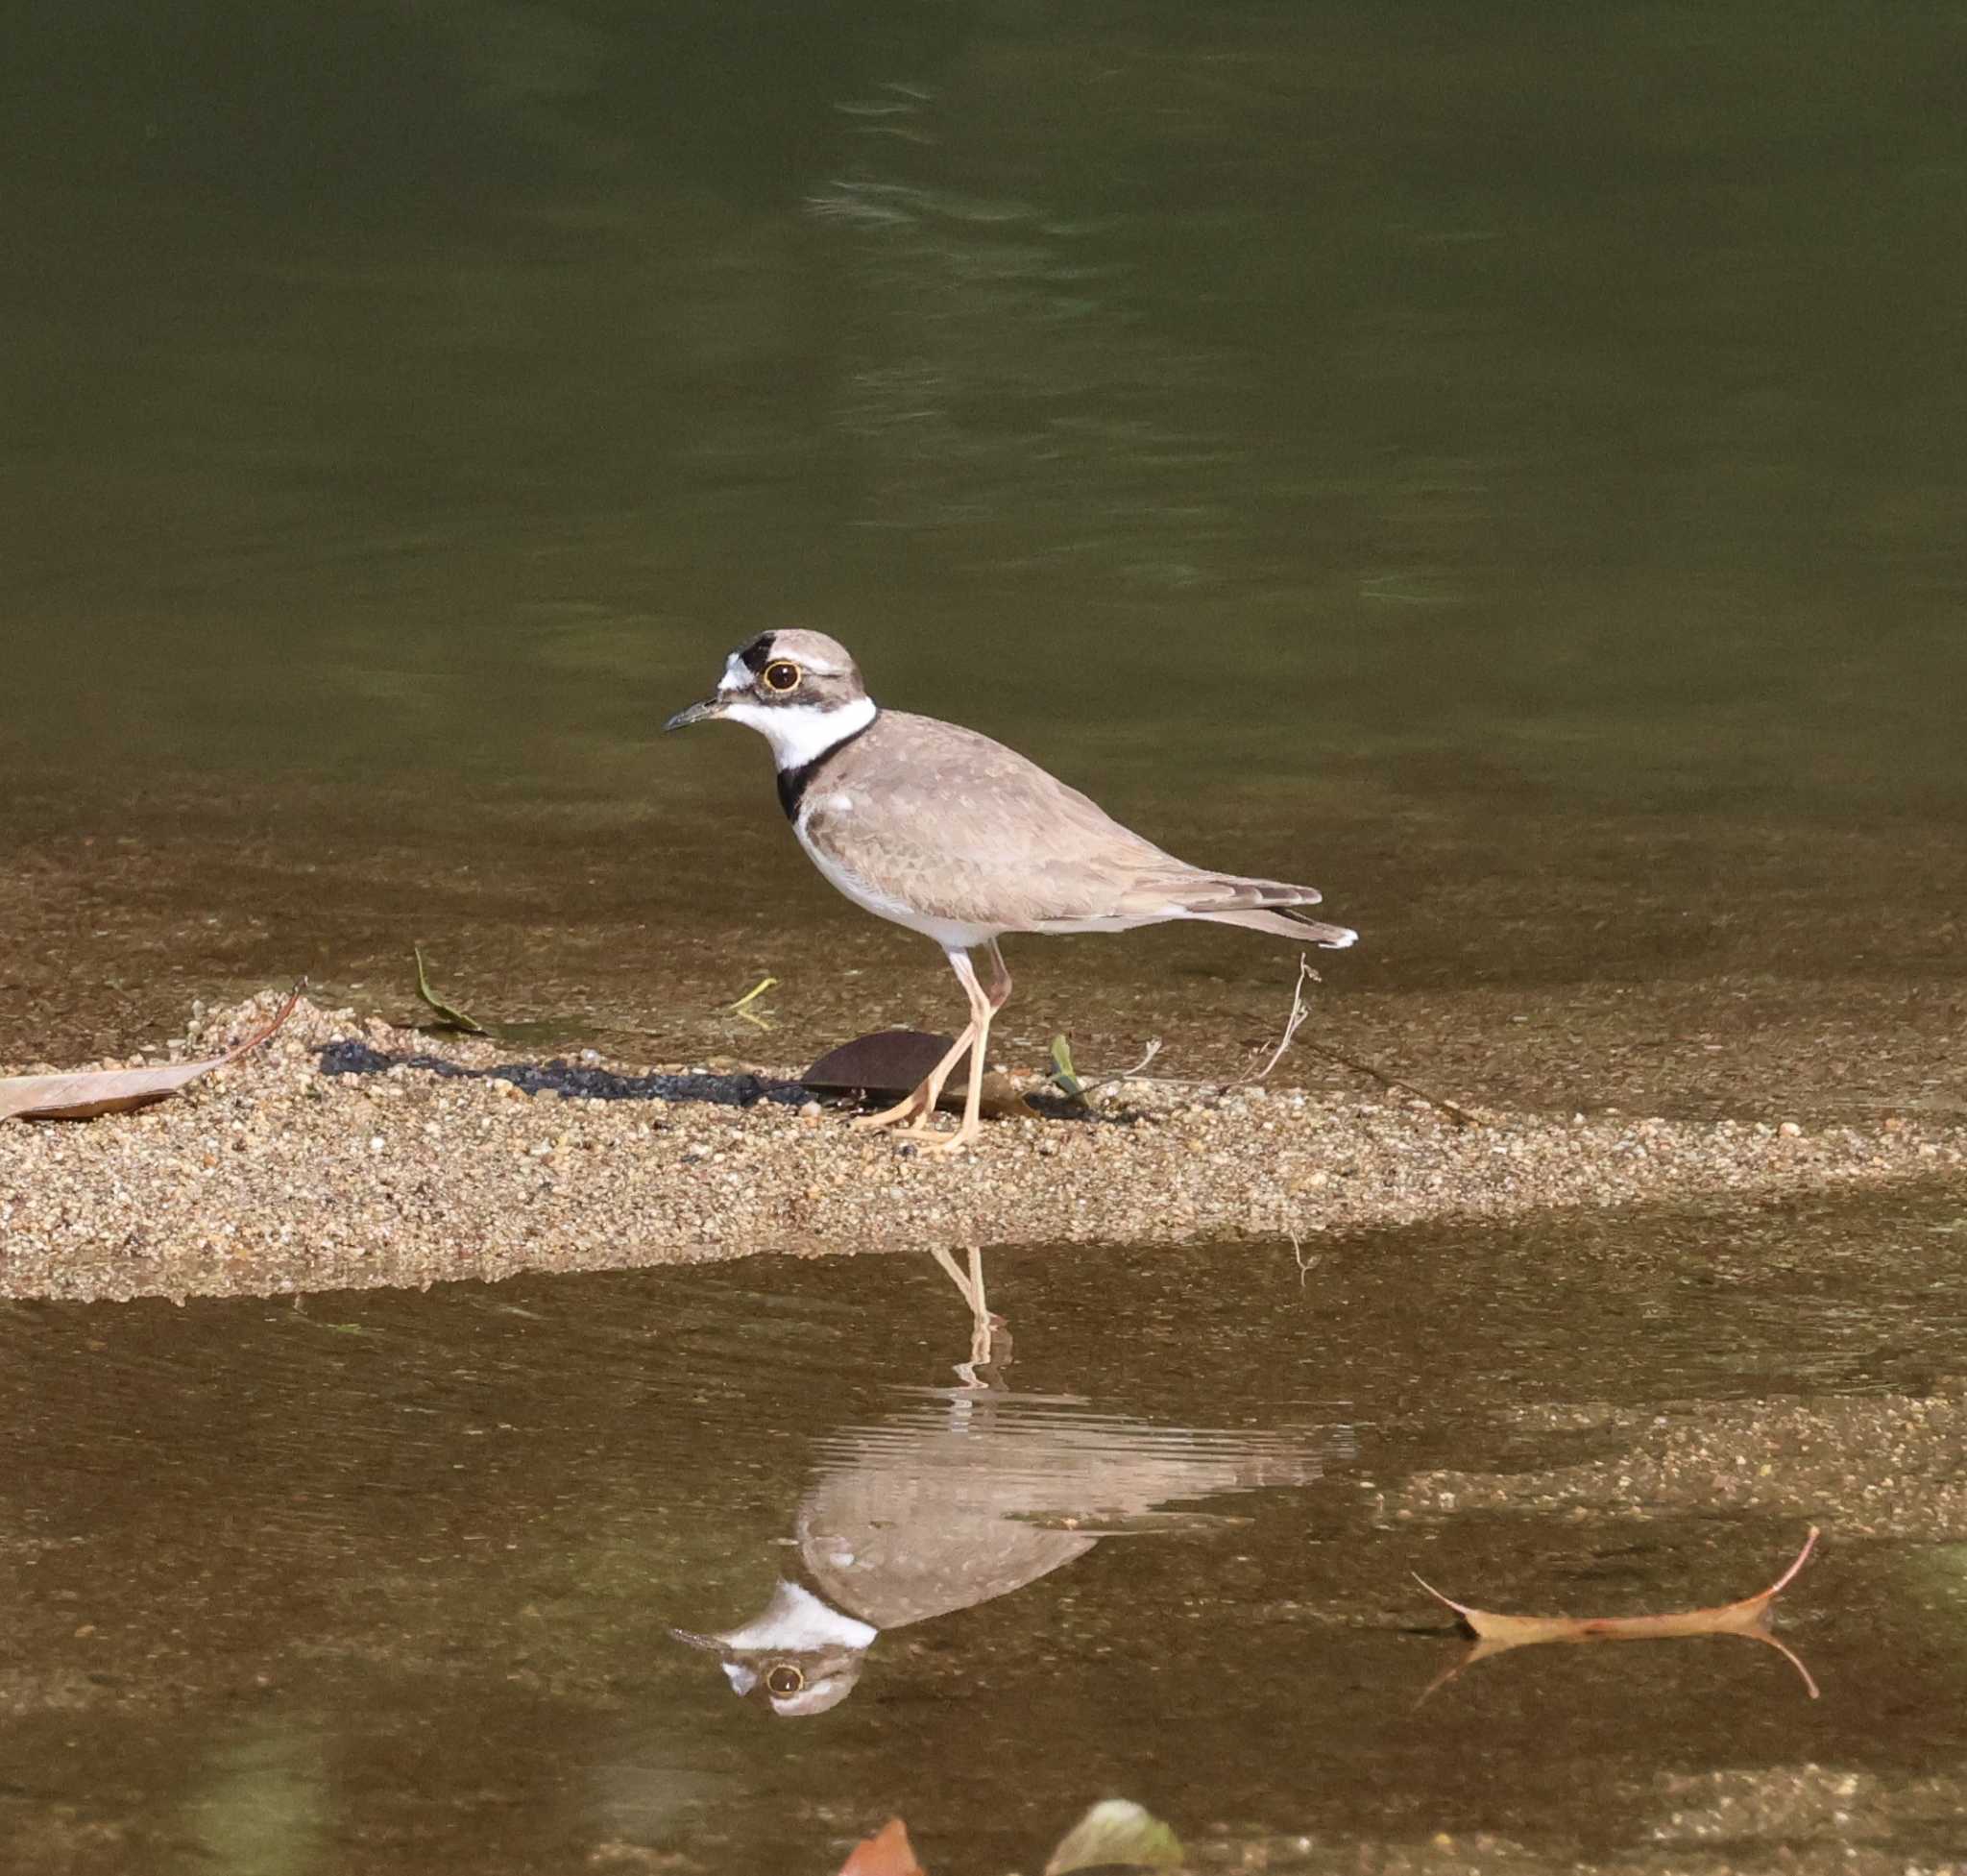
2,990 -> 1963,1303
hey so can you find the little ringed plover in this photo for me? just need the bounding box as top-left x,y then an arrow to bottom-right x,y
666,629 -> 1354,1152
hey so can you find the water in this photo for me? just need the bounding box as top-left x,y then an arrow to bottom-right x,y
4,15 -> 1965,1860
7,1184 -> 1967,1870
2,3 -> 1963,1084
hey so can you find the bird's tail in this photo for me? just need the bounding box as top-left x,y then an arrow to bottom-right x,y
1155,870 -> 1357,949
1200,905 -> 1358,947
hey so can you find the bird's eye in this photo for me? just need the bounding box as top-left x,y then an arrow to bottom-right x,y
765,1664 -> 805,1697
762,661 -> 802,694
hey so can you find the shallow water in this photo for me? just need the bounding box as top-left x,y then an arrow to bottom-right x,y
8,1183 -> 1967,1871
2,3 -> 1964,1076
8,12 -> 1967,1865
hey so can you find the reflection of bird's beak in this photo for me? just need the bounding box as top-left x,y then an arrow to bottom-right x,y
668,1625 -> 726,1651
664,696 -> 725,732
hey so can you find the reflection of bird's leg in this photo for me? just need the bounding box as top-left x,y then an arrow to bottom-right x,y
929,1245 -> 980,1314
963,1248 -> 996,1369
929,1246 -> 1007,1385
851,946 -> 986,1137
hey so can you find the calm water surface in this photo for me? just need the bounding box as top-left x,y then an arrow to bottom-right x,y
6,13 -> 1967,1867
8,1188 -> 1967,1870
1,3 -> 1962,1068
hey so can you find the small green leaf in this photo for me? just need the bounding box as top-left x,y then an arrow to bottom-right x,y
1044,1798 -> 1183,1875
413,945 -> 487,1035
1048,1034 -> 1087,1103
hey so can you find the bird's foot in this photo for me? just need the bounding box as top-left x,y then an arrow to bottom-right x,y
871,1116 -> 980,1153
914,1122 -> 982,1156
885,1119 -> 959,1147
850,1090 -> 933,1133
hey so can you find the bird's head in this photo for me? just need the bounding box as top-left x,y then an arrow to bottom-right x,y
668,1580 -> 878,1718
664,630 -> 875,769
669,1630 -> 870,1718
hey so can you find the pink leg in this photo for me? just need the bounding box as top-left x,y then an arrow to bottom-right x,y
850,945 -> 990,1139
916,948 -> 998,1154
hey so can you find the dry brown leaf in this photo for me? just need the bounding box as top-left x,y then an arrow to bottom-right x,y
0,984 -> 304,1123
836,1817 -> 925,1876
1415,1526 -> 1820,1699
802,1031 -> 1032,1118
804,1030 -> 956,1097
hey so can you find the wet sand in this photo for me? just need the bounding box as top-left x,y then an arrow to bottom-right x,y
3,990 -> 1961,1302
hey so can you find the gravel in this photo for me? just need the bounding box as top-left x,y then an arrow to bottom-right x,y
1396,1390 -> 1967,1541
3,990 -> 1964,1303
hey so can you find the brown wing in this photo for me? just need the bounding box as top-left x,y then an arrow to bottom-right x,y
809,712 -> 1329,932
806,712 -> 1182,927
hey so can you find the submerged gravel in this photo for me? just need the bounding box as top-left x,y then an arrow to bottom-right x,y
1397,1390 -> 1967,1540
3,990 -> 1964,1302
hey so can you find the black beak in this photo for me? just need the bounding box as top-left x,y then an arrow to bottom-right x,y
664,695 -> 725,732
668,1625 -> 725,1651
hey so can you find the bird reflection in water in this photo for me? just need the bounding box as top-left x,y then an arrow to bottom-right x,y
672,1250 -> 1344,1716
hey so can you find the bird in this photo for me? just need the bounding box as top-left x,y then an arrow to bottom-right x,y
665,629 -> 1355,1152
668,1346 -> 1339,1717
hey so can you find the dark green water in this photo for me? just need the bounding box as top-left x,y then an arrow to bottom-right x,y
6,14 -> 1967,1866
8,1188 -> 1967,1872
2,3 -> 1963,1075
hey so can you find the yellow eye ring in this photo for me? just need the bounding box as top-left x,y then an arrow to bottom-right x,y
765,1664 -> 805,1696
763,660 -> 802,694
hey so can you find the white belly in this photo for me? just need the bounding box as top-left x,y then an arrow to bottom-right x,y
793,815 -> 998,954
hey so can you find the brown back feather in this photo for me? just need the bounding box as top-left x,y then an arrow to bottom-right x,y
805,712 -> 1333,932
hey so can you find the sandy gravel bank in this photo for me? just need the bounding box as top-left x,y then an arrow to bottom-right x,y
3,991 -> 1962,1302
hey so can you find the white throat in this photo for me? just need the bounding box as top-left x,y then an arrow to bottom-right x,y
716,1580 -> 879,1651
723,694 -> 876,771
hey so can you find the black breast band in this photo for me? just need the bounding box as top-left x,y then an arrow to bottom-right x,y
777,715 -> 877,820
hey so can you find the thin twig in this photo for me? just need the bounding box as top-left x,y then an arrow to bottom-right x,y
1231,954 -> 1480,1126
1293,1038 -> 1481,1128
1078,1036 -> 1163,1096
1236,956 -> 1320,1084
1287,1228 -> 1321,1288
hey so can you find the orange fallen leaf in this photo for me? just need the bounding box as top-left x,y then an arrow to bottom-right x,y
0,984 -> 304,1122
837,1816 -> 926,1876
1415,1525 -> 1821,1699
